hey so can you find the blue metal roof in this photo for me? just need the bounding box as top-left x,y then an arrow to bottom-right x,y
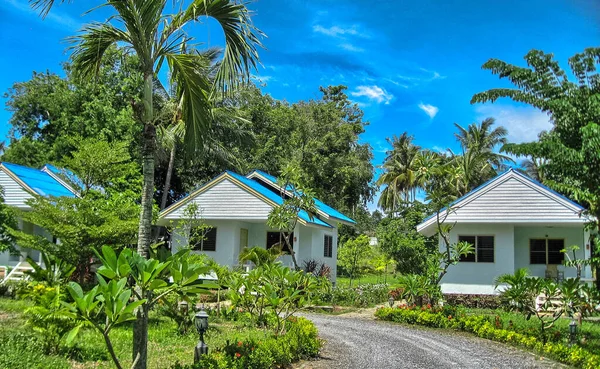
248,169 -> 356,224
2,162 -> 77,198
227,171 -> 332,228
420,169 -> 585,224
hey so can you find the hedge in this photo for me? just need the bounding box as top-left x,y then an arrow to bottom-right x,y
375,306 -> 600,369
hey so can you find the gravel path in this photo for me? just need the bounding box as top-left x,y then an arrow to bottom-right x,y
297,313 -> 566,369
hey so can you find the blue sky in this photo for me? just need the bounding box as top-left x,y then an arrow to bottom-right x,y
0,0 -> 598,209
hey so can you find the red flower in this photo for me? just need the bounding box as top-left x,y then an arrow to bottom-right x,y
237,341 -> 243,347
235,353 -> 241,358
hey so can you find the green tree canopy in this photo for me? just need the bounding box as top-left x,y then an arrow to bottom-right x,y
471,47 -> 600,243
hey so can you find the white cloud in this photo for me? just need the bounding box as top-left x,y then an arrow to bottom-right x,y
312,24 -> 368,38
5,0 -> 81,31
475,104 -> 552,143
339,43 -> 364,52
351,85 -> 393,104
390,68 -> 445,87
251,75 -> 273,83
418,103 -> 439,118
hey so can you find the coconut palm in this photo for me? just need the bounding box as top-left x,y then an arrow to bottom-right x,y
452,118 -> 513,192
377,133 -> 422,212
30,1 -> 262,367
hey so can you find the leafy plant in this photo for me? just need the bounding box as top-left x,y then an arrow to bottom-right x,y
495,269 -> 596,343
25,252 -> 75,286
23,284 -> 76,355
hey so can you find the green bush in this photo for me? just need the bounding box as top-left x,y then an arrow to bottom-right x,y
171,317 -> 321,369
375,306 -> 600,369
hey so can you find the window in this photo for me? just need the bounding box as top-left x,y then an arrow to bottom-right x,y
266,232 -> 293,254
458,235 -> 494,263
324,235 -> 333,258
190,227 -> 217,251
530,239 -> 564,265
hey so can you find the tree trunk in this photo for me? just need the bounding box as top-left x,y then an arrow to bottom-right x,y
160,144 -> 176,210
132,300 -> 149,369
133,71 -> 155,369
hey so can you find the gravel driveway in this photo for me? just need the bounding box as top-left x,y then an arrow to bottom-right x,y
297,313 -> 566,369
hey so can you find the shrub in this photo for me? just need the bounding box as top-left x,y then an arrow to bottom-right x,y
170,317 -> 321,369
443,293 -> 501,309
375,306 -> 600,368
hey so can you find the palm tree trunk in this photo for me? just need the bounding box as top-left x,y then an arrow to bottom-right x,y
134,70 -> 155,369
160,144 -> 176,210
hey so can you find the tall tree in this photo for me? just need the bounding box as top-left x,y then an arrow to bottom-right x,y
451,118 -> 512,194
32,1 -> 263,367
377,133 -> 422,212
471,47 -> 600,285
2,47 -> 142,167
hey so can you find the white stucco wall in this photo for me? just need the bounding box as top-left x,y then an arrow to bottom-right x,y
440,223 -> 589,294
514,226 -> 588,279
171,220 -> 337,282
440,223 -> 515,295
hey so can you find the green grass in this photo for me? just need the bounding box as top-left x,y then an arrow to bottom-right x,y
0,297 -> 275,369
336,273 -> 401,288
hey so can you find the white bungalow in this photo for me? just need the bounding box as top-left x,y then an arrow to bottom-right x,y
157,170 -> 355,281
0,162 -> 78,279
416,169 -> 592,295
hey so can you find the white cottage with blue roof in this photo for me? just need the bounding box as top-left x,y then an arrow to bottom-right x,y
158,170 -> 355,281
417,169 -> 592,295
0,162 -> 78,273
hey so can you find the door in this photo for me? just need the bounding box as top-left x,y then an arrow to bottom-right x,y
239,228 -> 249,270
239,228 -> 248,253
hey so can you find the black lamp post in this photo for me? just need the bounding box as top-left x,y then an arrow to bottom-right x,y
569,319 -> 578,345
388,297 -> 394,308
194,309 -> 209,362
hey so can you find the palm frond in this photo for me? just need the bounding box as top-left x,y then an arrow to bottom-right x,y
176,0 -> 264,93
68,23 -> 131,78
166,53 -> 213,153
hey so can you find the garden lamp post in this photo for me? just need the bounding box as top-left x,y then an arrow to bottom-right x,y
194,310 -> 209,363
178,300 -> 189,314
388,297 -> 394,308
569,319 -> 578,345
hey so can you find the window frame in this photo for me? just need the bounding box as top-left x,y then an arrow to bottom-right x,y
529,238 -> 565,265
324,234 -> 333,258
189,226 -> 217,252
457,235 -> 495,263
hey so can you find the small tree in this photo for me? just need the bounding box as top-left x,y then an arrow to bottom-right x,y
337,235 -> 373,287
65,246 -> 216,368
11,138 -> 140,283
267,165 -> 317,270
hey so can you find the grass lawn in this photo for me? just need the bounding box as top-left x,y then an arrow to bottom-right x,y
0,297 -> 278,369
336,273 -> 401,288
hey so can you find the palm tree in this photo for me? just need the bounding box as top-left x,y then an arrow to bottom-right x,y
452,118 -> 513,191
155,52 -> 253,210
31,1 -> 262,367
377,133 -> 422,212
